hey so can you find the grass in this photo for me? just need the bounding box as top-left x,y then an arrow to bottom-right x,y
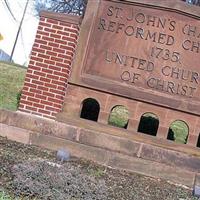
108,105 -> 129,128
168,120 -> 189,144
0,191 -> 12,200
0,61 -> 26,111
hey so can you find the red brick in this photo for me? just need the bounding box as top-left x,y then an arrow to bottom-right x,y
37,30 -> 50,36
48,97 -> 63,104
24,82 -> 37,88
57,30 -> 69,36
20,100 -> 33,106
44,82 -> 57,89
47,18 -> 59,25
22,91 -> 35,97
38,25 -> 44,31
62,36 -> 76,43
33,103 -> 45,109
40,77 -> 51,83
42,36 -> 55,42
37,85 -> 49,92
55,39 -> 67,45
38,109 -> 51,115
51,56 -> 63,62
53,71 -> 65,77
50,33 -> 61,39
29,65 -> 41,71
36,62 -> 48,68
25,106 -> 38,112
60,76 -> 69,82
59,22 -> 72,27
57,86 -> 66,91
53,103 -> 63,109
36,34 -> 41,39
64,27 -> 79,34
31,56 -> 43,63
44,27 -> 56,33
32,80 -> 44,86
52,24 -> 63,30
24,77 -> 31,83
44,59 -> 55,65
42,68 -> 53,74
29,60 -> 35,65
35,94 -> 47,100
41,100 -> 53,106
32,47 -> 45,54
55,94 -> 65,100
43,91 -> 55,98
68,42 -> 76,48
51,80 -> 65,86
70,33 -> 79,40
45,106 -> 60,112
49,42 -> 59,48
46,74 -> 59,80
38,53 -> 50,59
26,74 -> 39,80
33,71 -> 46,77
40,44 -> 52,51
65,51 -> 74,57
40,17 -> 46,22
35,39 -> 48,45
50,89 -> 65,96
27,97 -> 40,103
61,46 -> 75,52
27,68 -> 33,74
46,51 -> 57,57
49,65 -> 61,71
56,62 -> 68,68
29,88 -> 42,94
39,21 -> 51,27
52,48 -> 65,54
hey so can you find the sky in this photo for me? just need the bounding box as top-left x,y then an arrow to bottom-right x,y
0,0 -> 39,66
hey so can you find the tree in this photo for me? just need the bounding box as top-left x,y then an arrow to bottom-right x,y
184,0 -> 200,5
34,0 -> 87,16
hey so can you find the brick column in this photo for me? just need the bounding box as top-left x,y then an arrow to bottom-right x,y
19,11 -> 82,119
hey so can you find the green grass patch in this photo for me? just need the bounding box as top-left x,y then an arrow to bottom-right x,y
168,120 -> 189,144
0,191 -> 12,200
108,106 -> 129,128
0,61 -> 26,111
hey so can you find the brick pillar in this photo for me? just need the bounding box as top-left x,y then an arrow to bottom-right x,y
19,11 -> 82,119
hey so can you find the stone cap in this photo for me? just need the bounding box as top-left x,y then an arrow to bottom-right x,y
40,10 -> 83,25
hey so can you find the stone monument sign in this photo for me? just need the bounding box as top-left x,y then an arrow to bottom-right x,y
70,0 -> 200,115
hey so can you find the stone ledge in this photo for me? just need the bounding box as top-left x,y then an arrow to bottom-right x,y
40,10 -> 82,25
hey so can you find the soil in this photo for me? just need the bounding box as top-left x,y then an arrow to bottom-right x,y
0,136 -> 198,200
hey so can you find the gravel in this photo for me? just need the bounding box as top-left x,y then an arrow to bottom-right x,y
0,136 -> 198,200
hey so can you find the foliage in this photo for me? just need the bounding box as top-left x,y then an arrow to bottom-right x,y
184,0 -> 200,5
108,106 -> 129,129
0,62 -> 26,111
167,120 -> 189,144
34,0 -> 87,16
0,191 -> 12,200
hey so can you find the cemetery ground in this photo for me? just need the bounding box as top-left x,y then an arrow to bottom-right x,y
0,62 -> 198,199
0,136 -> 198,200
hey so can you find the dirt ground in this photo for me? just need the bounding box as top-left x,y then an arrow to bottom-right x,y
0,136 -> 198,200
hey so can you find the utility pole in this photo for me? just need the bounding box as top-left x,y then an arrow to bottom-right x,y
10,0 -> 29,62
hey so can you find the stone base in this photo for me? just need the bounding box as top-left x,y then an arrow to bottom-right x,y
1,109 -> 200,188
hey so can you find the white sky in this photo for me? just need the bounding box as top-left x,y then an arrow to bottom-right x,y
0,0 -> 39,66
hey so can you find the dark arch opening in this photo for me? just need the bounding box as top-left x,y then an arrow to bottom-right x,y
197,134 -> 200,148
108,105 -> 129,129
137,113 -> 159,136
167,120 -> 189,144
80,98 -> 100,122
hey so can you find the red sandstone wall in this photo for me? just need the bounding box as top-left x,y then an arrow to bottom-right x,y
19,11 -> 81,119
